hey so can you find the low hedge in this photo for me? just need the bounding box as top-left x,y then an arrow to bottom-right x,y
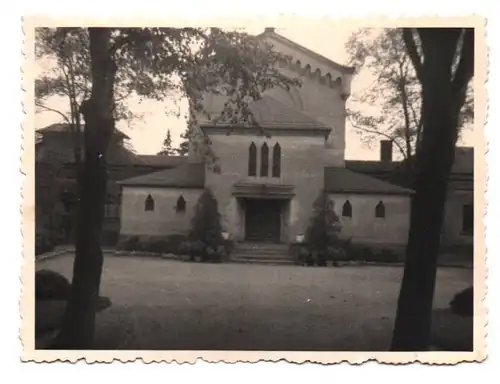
117,234 -> 187,254
290,241 -> 402,266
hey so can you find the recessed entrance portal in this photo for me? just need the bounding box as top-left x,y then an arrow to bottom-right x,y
245,199 -> 282,243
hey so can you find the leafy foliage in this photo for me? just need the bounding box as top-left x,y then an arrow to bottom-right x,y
345,28 -> 473,162
36,27 -> 300,169
35,28 -> 141,162
157,129 -> 176,155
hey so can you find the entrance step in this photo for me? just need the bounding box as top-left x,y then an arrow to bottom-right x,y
230,242 -> 294,265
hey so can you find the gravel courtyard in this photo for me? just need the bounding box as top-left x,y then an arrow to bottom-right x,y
37,254 -> 473,351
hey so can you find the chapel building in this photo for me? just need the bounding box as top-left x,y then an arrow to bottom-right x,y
118,28 -> 418,248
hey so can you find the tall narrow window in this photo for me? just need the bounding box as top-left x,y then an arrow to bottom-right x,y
342,201 -> 352,218
272,142 -> 281,177
248,142 -> 257,176
375,201 -> 386,218
462,203 -> 474,235
145,194 -> 155,212
176,195 -> 186,214
260,142 -> 269,177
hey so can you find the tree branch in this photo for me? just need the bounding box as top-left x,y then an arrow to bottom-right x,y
348,116 -> 407,160
35,101 -> 71,124
402,29 -> 423,82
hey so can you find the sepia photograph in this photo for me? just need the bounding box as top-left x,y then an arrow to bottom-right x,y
23,16 -> 486,363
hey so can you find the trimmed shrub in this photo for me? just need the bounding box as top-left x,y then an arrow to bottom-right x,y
296,246 -> 310,265
36,269 -> 71,301
223,239 -> 235,256
450,286 -> 473,317
303,192 -> 342,266
188,188 -> 225,261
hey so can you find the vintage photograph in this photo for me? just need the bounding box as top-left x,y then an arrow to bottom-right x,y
24,17 -> 485,363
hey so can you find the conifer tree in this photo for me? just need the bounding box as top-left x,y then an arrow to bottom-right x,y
158,129 -> 175,155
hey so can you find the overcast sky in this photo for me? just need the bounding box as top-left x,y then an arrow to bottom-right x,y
34,24 -> 474,160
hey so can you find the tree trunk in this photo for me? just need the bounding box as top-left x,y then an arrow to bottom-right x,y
391,29 -> 464,351
54,28 -> 116,349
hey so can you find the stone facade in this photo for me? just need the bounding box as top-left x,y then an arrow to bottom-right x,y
203,131 -> 326,241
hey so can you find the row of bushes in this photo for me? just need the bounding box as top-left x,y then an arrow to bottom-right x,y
117,235 -> 234,262
291,241 -> 403,266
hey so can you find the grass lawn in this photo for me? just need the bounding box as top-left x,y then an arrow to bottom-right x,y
36,253 -> 473,351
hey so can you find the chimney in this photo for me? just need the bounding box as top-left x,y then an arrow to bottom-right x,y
380,140 -> 393,162
264,27 -> 276,33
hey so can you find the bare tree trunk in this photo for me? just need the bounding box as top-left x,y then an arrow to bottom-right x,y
391,28 -> 466,350
54,28 -> 116,349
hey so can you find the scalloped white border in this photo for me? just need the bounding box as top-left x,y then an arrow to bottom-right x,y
20,14 -> 488,365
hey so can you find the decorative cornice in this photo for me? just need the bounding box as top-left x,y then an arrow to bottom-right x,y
257,29 -> 355,98
232,182 -> 295,199
200,124 -> 332,137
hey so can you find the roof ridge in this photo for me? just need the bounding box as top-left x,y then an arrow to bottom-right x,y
257,30 -> 356,75
324,166 -> 414,195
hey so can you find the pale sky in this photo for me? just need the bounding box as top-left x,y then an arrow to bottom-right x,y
34,24 -> 474,160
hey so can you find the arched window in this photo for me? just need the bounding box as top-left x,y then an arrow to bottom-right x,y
342,201 -> 352,218
375,201 -> 386,218
248,142 -> 257,176
272,143 -> 281,178
144,194 -> 155,212
176,195 -> 186,213
260,143 -> 269,177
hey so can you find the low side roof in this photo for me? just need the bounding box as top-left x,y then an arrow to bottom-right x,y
325,167 -> 414,195
118,162 -> 205,188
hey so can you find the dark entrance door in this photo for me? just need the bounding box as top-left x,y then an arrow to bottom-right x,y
245,199 -> 281,243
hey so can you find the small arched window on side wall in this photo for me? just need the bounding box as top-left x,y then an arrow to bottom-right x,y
145,194 -> 155,212
248,142 -> 257,176
342,200 -> 352,218
272,143 -> 281,178
176,195 -> 186,214
260,142 -> 269,177
375,201 -> 386,218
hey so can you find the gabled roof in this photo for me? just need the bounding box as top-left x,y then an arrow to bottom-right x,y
257,28 -> 356,75
345,146 -> 474,175
201,95 -> 331,133
118,162 -> 206,188
139,155 -> 188,168
345,160 -> 400,174
324,167 -> 413,195
37,123 -> 131,140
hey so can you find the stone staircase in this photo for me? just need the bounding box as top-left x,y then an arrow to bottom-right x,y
230,242 -> 294,265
